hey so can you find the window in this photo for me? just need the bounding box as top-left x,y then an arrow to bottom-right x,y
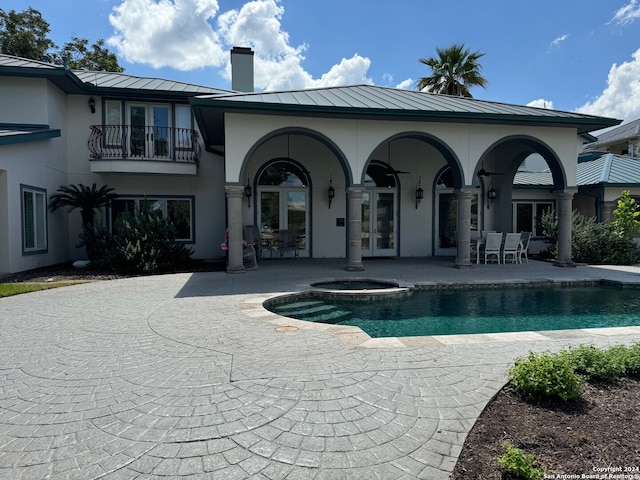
175,104 -> 193,150
21,185 -> 47,254
110,196 -> 194,242
514,201 -> 553,237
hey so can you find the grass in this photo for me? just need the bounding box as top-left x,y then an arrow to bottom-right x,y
0,281 -> 85,298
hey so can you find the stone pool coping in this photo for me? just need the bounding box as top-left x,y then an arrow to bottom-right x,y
240,277 -> 640,349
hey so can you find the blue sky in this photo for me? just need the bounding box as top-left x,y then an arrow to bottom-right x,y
4,0 -> 640,124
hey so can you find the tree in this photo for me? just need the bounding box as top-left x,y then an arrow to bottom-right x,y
611,190 -> 640,237
0,7 -> 123,72
0,7 -> 56,60
417,43 -> 487,97
50,183 -> 119,229
55,36 -> 124,72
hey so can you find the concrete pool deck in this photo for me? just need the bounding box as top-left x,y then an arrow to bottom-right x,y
2,258 -> 640,479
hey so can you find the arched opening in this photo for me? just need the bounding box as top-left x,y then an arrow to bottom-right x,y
256,159 -> 311,258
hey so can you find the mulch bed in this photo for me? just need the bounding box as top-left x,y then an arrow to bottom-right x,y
0,259 -> 226,283
452,379 -> 640,479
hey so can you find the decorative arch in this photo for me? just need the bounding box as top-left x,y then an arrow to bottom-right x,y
477,135 -> 567,190
238,126 -> 353,187
362,131 -> 464,188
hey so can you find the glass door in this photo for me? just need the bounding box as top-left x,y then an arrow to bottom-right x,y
127,104 -> 171,158
259,188 -> 308,257
362,189 -> 396,256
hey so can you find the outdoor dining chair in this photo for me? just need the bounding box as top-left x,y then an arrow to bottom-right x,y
518,231 -> 532,263
484,232 -> 503,264
502,233 -> 521,264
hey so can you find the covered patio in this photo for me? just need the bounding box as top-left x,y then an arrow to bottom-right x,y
190,85 -> 619,272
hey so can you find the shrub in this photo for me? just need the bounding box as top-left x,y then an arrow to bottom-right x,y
611,190 -> 640,238
508,351 -> 582,402
495,442 -> 544,480
81,207 -> 193,275
541,209 -> 640,265
606,343 -> 640,378
564,345 -> 626,383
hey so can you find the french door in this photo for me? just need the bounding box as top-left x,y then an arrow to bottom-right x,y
434,190 -> 479,256
259,188 -> 308,257
128,104 -> 171,158
362,190 -> 396,256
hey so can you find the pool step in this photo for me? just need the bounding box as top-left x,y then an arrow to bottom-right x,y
272,300 -> 352,324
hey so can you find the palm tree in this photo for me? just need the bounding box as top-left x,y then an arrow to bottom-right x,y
50,183 -> 118,228
417,43 -> 487,97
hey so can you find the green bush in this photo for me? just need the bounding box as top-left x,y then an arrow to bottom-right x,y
508,351 -> 582,402
81,207 -> 193,275
495,442 -> 544,480
541,209 -> 640,265
605,343 -> 640,378
564,345 -> 626,383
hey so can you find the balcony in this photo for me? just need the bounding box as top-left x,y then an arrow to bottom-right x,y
88,125 -> 201,175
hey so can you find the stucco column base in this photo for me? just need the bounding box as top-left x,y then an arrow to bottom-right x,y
225,185 -> 246,274
553,260 -> 576,268
346,187 -> 364,271
454,188 -> 475,269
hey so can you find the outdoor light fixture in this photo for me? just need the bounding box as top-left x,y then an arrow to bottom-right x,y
244,177 -> 252,208
328,176 -> 335,208
487,187 -> 497,208
415,177 -> 424,209
88,97 -> 96,114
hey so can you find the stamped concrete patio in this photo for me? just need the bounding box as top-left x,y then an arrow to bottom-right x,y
2,258 -> 640,479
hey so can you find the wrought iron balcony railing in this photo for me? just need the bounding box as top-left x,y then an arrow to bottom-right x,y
88,125 -> 200,165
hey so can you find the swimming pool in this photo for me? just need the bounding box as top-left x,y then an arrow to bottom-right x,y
265,283 -> 640,337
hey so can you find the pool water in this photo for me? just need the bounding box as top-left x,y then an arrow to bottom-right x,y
267,284 -> 640,337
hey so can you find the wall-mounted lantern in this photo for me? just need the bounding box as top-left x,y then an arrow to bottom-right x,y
244,177 -> 252,208
88,97 -> 96,114
328,176 -> 335,208
487,187 -> 497,208
415,177 -> 424,209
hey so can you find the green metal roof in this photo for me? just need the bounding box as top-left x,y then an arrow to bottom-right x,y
514,153 -> 640,187
74,71 -> 230,96
0,123 -> 61,146
0,54 -> 230,98
191,84 -> 621,148
193,84 -> 620,132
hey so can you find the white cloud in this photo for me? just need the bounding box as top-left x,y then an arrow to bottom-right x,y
527,99 -> 554,109
107,0 -> 372,90
395,78 -> 414,90
549,34 -> 569,48
577,48 -> 640,122
108,0 -> 226,70
609,0 -> 640,25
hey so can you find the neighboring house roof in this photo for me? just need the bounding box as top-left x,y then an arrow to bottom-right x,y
191,84 -> 621,148
514,153 -> 640,187
0,54 -> 230,98
0,123 -> 61,146
584,118 -> 640,152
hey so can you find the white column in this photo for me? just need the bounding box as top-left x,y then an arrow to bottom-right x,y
346,187 -> 364,271
555,189 -> 576,267
225,185 -> 245,273
454,188 -> 474,268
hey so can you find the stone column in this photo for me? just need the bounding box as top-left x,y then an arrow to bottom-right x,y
346,187 -> 364,271
555,189 -> 576,267
225,185 -> 245,273
454,188 -> 475,268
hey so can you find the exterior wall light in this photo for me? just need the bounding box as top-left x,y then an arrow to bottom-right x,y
328,176 -> 335,208
487,187 -> 497,208
88,97 -> 96,114
415,177 -> 424,209
244,177 -> 252,208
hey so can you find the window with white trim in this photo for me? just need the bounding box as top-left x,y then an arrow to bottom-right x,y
21,185 -> 47,253
110,196 -> 194,242
513,201 -> 553,237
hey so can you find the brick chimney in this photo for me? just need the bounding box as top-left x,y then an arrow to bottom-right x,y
231,47 -> 254,92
